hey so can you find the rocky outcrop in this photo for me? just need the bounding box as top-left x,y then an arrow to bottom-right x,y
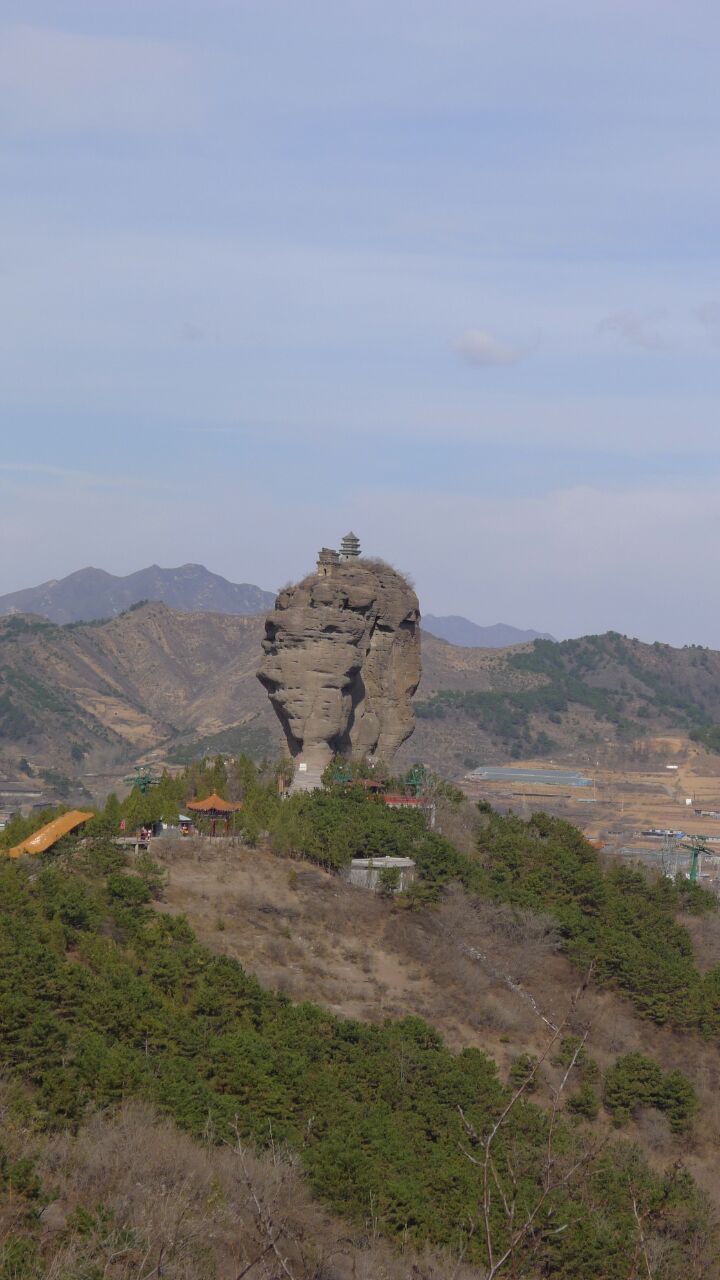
257,554 -> 421,777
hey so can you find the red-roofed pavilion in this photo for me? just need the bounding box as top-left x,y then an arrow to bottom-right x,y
186,793 -> 243,837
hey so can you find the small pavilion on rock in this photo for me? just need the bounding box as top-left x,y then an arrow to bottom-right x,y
186,792 -> 243,837
339,531 -> 361,559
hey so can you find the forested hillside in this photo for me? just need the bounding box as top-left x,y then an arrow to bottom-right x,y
5,611 -> 720,794
2,769 -> 719,1278
413,632 -> 720,771
0,605 -> 274,785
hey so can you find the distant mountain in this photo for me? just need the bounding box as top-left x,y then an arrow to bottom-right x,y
2,609 -> 720,791
0,565 -> 276,624
423,615 -> 555,648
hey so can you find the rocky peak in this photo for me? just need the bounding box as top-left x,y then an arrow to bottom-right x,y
257,553 -> 421,775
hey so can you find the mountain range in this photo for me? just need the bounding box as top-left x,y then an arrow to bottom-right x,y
422,615 -> 555,647
0,565 -> 276,624
2,603 -> 720,797
0,567 -> 552,648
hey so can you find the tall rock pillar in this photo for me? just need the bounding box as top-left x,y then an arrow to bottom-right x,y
257,547 -> 421,788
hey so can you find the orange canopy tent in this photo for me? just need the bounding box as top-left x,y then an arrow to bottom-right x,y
8,810 -> 94,858
186,793 -> 243,836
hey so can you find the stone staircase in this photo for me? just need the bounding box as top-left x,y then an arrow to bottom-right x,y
288,761 -> 325,794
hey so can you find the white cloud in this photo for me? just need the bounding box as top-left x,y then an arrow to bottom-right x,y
0,25 -> 199,134
4,462 -> 720,647
0,462 -> 103,481
352,482 -> 720,647
454,329 -> 524,367
597,309 -> 670,351
179,323 -> 205,344
695,301 -> 720,336
0,462 -> 163,492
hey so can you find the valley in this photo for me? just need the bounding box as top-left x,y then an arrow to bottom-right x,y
10,550 -> 720,913
6,607 -> 720,829
459,736 -> 720,885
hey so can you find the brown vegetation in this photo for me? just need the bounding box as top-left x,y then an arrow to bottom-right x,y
1,1090 -> 477,1280
9,603 -> 720,796
152,836 -> 720,1212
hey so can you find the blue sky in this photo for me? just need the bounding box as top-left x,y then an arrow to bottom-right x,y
2,1 -> 720,643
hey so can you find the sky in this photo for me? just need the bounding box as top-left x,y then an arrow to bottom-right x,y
1,1 -> 720,644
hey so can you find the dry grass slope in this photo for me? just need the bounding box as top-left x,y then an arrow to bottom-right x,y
7,608 -> 720,792
153,835 -> 720,1213
1,1091 -> 477,1280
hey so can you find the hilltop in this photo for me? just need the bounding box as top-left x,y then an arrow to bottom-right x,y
0,564 -> 275,623
410,632 -> 720,774
423,614 -> 555,647
4,609 -> 720,798
0,605 -> 274,790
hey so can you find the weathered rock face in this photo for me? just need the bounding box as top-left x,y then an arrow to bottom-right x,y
257,556 -> 421,772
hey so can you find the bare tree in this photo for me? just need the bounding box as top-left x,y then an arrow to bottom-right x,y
457,977 -> 602,1279
230,1123 -> 299,1280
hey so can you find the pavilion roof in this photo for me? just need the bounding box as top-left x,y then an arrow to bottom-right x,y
186,792 -> 243,814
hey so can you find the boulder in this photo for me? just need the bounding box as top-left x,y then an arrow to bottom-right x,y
39,1201 -> 69,1233
258,555 -> 421,774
